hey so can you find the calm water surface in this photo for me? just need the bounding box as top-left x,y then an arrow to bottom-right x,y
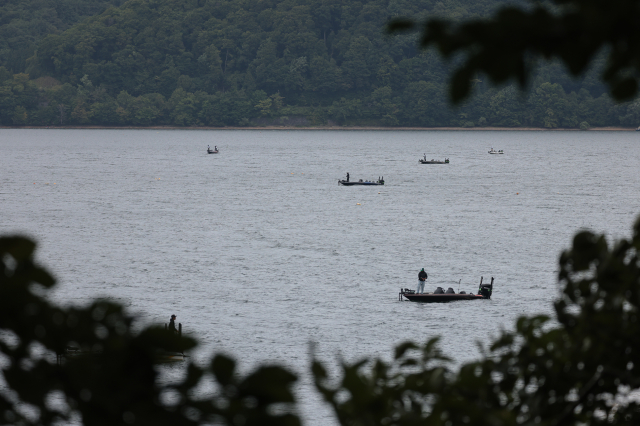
2,129 -> 640,425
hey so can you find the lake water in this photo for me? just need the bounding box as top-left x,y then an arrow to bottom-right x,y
2,129 -> 640,425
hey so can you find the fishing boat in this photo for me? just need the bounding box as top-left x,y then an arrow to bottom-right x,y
207,148 -> 219,154
419,155 -> 449,164
56,321 -> 188,365
488,148 -> 504,154
399,277 -> 494,302
339,176 -> 385,186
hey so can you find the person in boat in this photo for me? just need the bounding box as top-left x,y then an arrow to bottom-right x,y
346,172 -> 349,182
208,145 -> 210,151
417,268 -> 427,293
169,314 -> 178,334
214,146 -> 217,151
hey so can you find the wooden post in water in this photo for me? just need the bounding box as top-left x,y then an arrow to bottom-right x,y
178,323 -> 182,337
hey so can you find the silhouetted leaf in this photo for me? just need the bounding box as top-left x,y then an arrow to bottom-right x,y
211,354 -> 236,386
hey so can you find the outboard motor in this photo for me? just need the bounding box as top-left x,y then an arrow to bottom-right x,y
478,277 -> 494,299
434,287 -> 445,294
445,287 -> 455,294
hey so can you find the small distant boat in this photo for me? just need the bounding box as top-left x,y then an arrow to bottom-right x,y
419,155 -> 449,164
399,277 -> 494,303
57,321 -> 189,365
339,176 -> 385,186
207,148 -> 219,154
488,148 -> 504,154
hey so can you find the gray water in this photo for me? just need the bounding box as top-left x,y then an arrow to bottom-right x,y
2,129 -> 640,425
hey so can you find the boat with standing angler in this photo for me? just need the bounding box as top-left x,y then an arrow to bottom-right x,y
57,321 -> 189,364
207,145 -> 219,154
419,154 -> 449,164
488,148 -> 504,154
399,277 -> 494,302
339,173 -> 384,186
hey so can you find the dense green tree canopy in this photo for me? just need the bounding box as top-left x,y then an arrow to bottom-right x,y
0,0 -> 124,73
31,0 -> 443,97
0,0 -> 639,127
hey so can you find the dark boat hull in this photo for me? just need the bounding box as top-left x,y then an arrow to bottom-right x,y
400,277 -> 494,303
401,293 -> 487,302
207,150 -> 219,154
419,160 -> 448,164
339,180 -> 383,186
156,351 -> 186,362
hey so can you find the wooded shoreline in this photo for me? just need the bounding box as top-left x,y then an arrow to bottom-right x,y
1,126 -> 635,131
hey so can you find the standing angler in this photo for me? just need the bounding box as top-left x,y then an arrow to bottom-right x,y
169,315 -> 178,334
417,268 -> 427,293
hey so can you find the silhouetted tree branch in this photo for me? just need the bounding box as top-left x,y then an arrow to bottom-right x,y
388,0 -> 640,103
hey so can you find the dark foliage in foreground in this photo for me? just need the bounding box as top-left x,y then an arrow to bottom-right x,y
0,236 -> 299,426
3,215 -> 640,425
313,217 -> 640,426
389,0 -> 640,104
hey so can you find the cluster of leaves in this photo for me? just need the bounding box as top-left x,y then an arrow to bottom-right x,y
0,236 -> 300,426
312,216 -> 640,426
389,0 -> 640,103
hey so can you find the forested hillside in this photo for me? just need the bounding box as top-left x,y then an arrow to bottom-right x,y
0,0 -> 124,73
1,0 -> 640,128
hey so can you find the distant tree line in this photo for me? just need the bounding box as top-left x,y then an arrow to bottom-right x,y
1,0 -> 640,128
